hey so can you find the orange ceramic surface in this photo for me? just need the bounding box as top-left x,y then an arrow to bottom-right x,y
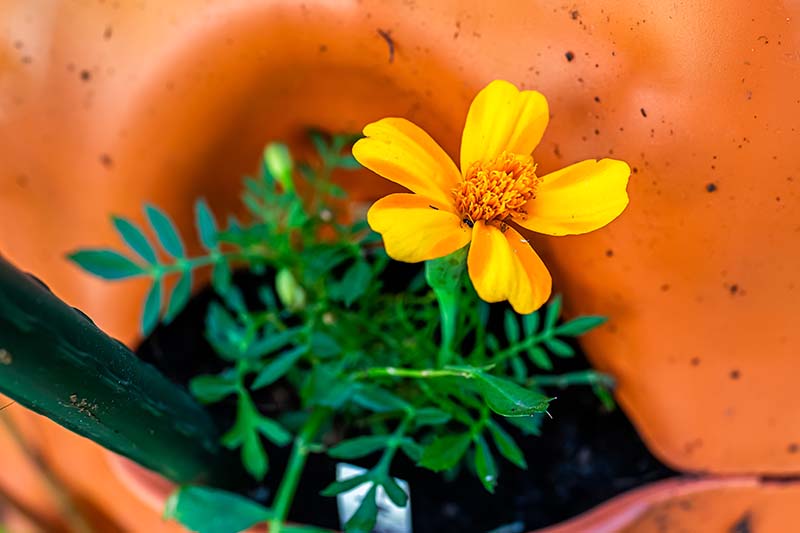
1,0 -> 799,528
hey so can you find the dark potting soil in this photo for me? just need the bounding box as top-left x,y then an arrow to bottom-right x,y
137,266 -> 675,532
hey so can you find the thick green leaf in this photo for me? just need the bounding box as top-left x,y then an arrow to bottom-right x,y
141,278 -> 162,335
164,486 -> 272,533
544,338 -> 575,358
473,435 -> 497,493
69,250 -> 144,280
145,204 -> 185,258
556,315 -> 607,336
380,476 -> 408,507
352,385 -> 409,413
474,373 -> 550,417
194,199 -> 219,250
543,294 -> 562,331
419,433 -> 471,472
189,372 -> 238,404
527,346 -> 552,371
487,421 -> 527,469
503,311 -> 520,343
328,435 -> 389,459
241,430 -> 268,480
320,473 -> 369,497
112,216 -> 157,263
164,269 -> 192,324
251,345 -> 308,389
256,416 -> 292,447
414,407 -> 451,426
344,485 -> 378,533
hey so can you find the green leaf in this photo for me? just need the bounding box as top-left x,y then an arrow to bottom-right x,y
487,421 -> 527,469
145,204 -> 185,258
337,154 -> 362,170
473,435 -> 498,493
164,269 -> 192,324
414,407 -> 452,426
246,328 -> 302,360
252,345 -> 308,389
543,294 -> 562,331
211,260 -> 231,294
194,199 -> 219,250
473,373 -> 550,417
527,346 -> 552,371
399,438 -> 423,462
352,385 -> 409,413
506,413 -> 543,436
256,416 -> 292,447
544,338 -> 575,358
112,216 -> 157,263
310,332 -> 341,357
164,486 -> 272,533
510,356 -> 528,382
241,430 -> 268,480
320,474 -> 369,497
189,372 -> 238,404
330,261 -> 372,306
380,476 -> 408,507
141,278 -> 162,335
556,315 -> 607,336
68,250 -> 144,280
593,384 -> 616,411
522,311 -> 541,336
503,311 -> 520,343
344,485 -> 378,533
306,366 -> 353,408
328,435 -> 390,459
419,433 -> 471,472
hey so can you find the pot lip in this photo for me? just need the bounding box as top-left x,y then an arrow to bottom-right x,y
106,452 -> 763,533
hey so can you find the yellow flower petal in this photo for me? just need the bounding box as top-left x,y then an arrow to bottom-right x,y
516,159 -> 630,236
367,193 -> 471,263
353,118 -> 461,208
460,80 -> 549,172
467,221 -> 552,314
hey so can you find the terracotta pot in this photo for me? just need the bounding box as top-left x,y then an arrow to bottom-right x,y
2,0 -> 799,529
113,454 -> 800,533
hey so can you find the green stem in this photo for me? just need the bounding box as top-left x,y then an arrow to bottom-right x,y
529,370 -> 616,389
269,407 -> 331,533
434,288 -> 458,368
354,366 -> 477,380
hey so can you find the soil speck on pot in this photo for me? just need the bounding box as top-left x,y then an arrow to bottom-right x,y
99,153 -> 113,168
730,369 -> 741,380
565,51 -> 575,62
79,69 -> 91,82
787,443 -> 799,454
690,357 -> 701,366
706,182 -> 718,192
377,28 -> 394,63
730,511 -> 753,533
640,107 -> 648,117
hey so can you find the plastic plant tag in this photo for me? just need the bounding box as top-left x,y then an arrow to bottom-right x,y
336,463 -> 412,533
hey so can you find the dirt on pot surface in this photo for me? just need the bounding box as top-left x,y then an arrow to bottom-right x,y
136,270 -> 675,532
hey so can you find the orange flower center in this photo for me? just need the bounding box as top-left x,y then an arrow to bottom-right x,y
453,151 -> 540,225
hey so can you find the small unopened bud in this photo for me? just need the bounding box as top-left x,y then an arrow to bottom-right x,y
264,143 -> 294,192
275,268 -> 306,312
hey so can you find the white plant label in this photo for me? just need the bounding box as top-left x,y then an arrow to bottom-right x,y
336,463 -> 412,533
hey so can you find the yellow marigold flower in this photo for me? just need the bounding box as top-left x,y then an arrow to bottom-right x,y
353,80 -> 630,314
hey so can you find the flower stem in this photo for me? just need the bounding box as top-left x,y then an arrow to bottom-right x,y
268,407 -> 330,533
434,287 -> 458,368
529,370 -> 616,389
